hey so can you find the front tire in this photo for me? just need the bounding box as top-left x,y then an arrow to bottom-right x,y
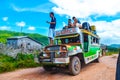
69,56 -> 81,76
43,65 -> 53,71
94,55 -> 100,63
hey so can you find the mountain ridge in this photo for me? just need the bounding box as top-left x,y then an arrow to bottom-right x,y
110,44 -> 120,48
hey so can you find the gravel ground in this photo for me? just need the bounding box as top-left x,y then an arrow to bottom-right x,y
0,54 -> 118,80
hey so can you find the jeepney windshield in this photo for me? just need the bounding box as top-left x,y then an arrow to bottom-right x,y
55,35 -> 80,45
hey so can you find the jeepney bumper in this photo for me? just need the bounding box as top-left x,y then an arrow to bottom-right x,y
39,57 -> 70,65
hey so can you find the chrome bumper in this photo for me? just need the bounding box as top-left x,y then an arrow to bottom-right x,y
40,57 -> 70,64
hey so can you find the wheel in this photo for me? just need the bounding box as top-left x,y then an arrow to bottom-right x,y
43,65 -> 53,71
94,55 -> 100,63
69,56 -> 81,76
94,58 -> 99,62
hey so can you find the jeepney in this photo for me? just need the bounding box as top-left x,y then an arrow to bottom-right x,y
38,27 -> 101,75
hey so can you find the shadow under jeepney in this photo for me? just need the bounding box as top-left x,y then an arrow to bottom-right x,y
38,45 -> 69,65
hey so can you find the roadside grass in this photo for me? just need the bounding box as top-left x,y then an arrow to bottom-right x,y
0,53 -> 41,73
106,51 -> 119,56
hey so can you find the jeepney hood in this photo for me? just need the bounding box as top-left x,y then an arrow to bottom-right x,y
44,44 -> 82,53
41,44 -> 82,59
44,45 -> 67,52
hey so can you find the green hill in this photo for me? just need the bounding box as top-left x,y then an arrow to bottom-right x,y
0,30 -> 48,45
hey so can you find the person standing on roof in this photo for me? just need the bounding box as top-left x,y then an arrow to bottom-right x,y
46,12 -> 56,45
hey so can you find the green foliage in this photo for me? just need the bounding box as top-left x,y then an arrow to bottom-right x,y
0,62 -> 16,73
0,53 -> 41,73
0,30 -> 48,45
0,54 -> 15,62
0,33 -> 11,43
106,51 -> 118,56
105,46 -> 119,55
107,46 -> 119,52
16,53 -> 34,61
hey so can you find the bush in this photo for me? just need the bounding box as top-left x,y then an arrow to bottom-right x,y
16,53 -> 34,61
0,53 -> 41,73
16,60 -> 40,68
0,54 -> 15,62
106,51 -> 119,56
0,62 -> 16,73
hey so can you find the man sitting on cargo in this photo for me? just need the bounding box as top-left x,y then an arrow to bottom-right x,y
72,17 -> 82,29
63,19 -> 72,29
68,19 -> 73,28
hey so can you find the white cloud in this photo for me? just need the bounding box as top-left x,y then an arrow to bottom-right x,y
11,3 -> 52,13
0,26 -> 10,30
28,26 -> 35,30
2,17 -> 8,21
49,0 -> 120,45
50,0 -> 120,18
90,19 -> 120,45
10,1 -> 120,45
16,21 -> 26,27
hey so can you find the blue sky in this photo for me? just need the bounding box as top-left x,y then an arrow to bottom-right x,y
0,0 -> 120,45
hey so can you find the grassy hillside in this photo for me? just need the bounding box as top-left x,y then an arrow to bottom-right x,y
0,30 -> 48,45
106,45 -> 119,55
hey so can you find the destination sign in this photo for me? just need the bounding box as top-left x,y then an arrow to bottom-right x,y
55,28 -> 80,36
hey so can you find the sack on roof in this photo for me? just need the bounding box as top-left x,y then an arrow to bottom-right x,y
82,22 -> 91,31
91,25 -> 96,31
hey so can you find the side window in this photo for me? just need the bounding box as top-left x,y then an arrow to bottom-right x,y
91,36 -> 99,44
91,36 -> 93,44
91,36 -> 95,44
93,37 -> 96,43
96,38 -> 99,44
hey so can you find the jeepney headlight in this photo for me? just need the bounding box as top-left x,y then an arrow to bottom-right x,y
43,53 -> 47,57
47,48 -> 50,50
62,47 -> 66,50
39,52 -> 50,58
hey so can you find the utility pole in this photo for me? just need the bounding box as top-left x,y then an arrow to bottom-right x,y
20,26 -> 23,36
21,26 -> 23,33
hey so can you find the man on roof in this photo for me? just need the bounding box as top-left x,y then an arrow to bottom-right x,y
46,12 -> 56,45
72,16 -> 82,29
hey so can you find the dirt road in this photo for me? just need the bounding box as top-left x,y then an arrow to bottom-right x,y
0,55 -> 118,80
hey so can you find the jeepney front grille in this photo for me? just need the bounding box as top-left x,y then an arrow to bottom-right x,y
42,45 -> 67,60
46,46 -> 60,51
40,52 -> 55,62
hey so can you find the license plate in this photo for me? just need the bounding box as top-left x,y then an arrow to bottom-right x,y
43,54 -> 47,57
